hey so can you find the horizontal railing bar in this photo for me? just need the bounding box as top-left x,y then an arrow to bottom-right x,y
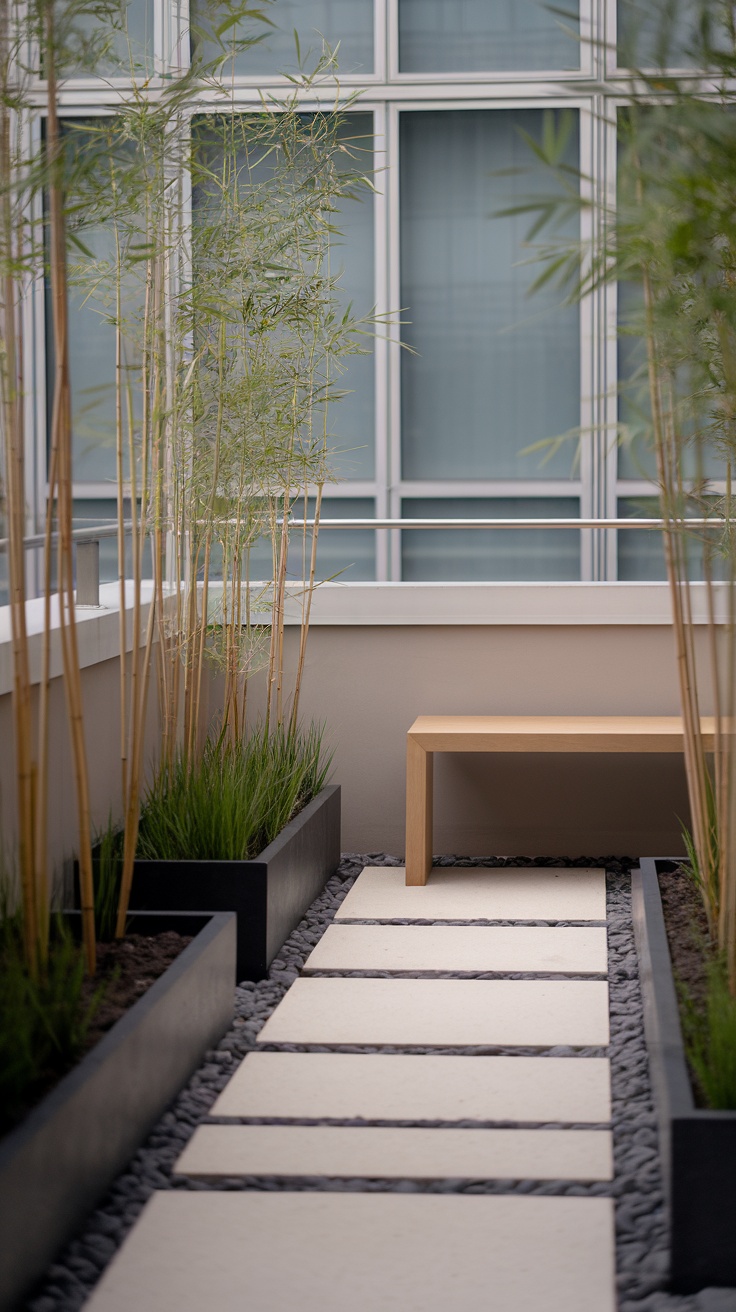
0,522 -> 133,552
0,517 -> 728,553
208,518 -> 729,531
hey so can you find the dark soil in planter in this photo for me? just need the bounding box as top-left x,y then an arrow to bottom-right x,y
80,931 -> 192,1053
657,864 -> 715,1107
4,931 -> 192,1136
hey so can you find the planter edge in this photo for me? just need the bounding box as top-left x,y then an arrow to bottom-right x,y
0,909 -> 236,1312
131,784 -> 341,980
633,858 -> 736,1293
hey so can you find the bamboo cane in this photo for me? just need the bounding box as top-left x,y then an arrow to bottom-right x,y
45,5 -> 96,974
1,88 -> 38,970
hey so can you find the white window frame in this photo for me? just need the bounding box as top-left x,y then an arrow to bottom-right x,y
20,0 -> 723,619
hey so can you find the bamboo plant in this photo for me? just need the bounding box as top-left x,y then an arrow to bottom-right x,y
63,26 -> 377,926
0,0 -> 118,974
506,1 -> 736,990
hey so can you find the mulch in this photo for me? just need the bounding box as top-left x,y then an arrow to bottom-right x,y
657,864 -> 711,1012
80,931 -> 192,1054
657,864 -> 714,1105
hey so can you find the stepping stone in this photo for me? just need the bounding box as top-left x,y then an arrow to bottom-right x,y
211,1051 -> 612,1123
336,866 -> 607,922
256,977 -> 610,1047
175,1123 -> 614,1182
303,924 -> 608,975
81,1191 -> 616,1312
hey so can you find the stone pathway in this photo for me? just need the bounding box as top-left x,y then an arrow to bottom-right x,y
81,865 -> 619,1311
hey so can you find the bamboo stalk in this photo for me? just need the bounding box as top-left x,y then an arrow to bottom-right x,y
45,5 -> 96,974
112,170 -> 128,814
1,91 -> 38,970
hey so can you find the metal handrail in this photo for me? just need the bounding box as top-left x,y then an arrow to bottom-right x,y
0,521 -> 131,553
0,517 -> 727,553
0,516 -> 728,606
276,517 -> 729,531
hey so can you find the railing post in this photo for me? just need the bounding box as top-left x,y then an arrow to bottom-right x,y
76,539 -> 100,607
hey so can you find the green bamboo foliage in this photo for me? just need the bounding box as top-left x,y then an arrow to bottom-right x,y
0,0 -> 111,974
187,98 -> 375,745
506,2 -> 736,990
63,23 -> 377,930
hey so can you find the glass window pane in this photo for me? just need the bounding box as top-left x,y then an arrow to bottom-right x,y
192,0 -> 373,76
617,498 -> 665,579
47,127 -> 144,485
617,282 -> 727,481
617,0 -> 710,68
400,110 -> 580,483
67,0 -> 154,76
617,497 -> 726,581
192,112 -> 375,483
399,0 -> 580,72
322,115 -> 375,481
247,498 -> 376,581
401,498 -> 581,581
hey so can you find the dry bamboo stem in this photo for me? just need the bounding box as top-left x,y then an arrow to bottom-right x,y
112,193 -> 129,813
45,12 -> 96,973
115,587 -> 157,935
1,82 -> 38,969
642,264 -> 712,920
290,478 -> 322,736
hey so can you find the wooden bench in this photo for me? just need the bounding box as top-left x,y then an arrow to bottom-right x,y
405,715 -> 716,886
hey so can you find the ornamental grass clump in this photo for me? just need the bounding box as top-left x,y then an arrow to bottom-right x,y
0,912 -> 103,1135
136,723 -> 331,863
682,954 -> 736,1109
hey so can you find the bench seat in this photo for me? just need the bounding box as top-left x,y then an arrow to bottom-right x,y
405,715 -> 715,886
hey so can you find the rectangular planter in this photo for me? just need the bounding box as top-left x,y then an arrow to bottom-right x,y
632,858 -> 736,1293
129,784 -> 340,982
0,910 -> 236,1312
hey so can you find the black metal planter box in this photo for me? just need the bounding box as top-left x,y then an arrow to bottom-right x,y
0,910 -> 236,1312
130,784 -> 341,982
632,858 -> 736,1294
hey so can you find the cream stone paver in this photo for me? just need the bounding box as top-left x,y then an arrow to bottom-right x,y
303,923 -> 608,975
175,1123 -> 614,1182
335,865 -> 607,922
81,1191 -> 616,1312
256,977 -> 610,1047
211,1051 -> 612,1123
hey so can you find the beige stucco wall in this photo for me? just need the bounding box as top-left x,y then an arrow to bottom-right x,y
0,650 -> 162,902
0,606 -> 714,889
257,624 -> 711,858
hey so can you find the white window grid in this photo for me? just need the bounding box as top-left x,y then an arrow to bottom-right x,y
23,0 -> 725,586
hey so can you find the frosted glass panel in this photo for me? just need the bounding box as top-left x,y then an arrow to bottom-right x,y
193,0 -> 373,76
400,110 -> 580,482
617,0 -> 703,67
247,498 -> 376,581
47,131 -> 143,484
69,0 -> 153,76
617,282 -> 726,481
192,113 -> 374,481
399,0 -> 580,72
322,116 -> 375,481
617,498 -> 725,581
401,499 -> 580,581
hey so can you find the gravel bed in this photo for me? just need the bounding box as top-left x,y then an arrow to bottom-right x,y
24,853 -> 717,1312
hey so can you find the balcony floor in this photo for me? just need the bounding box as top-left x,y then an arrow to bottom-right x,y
29,856 -> 708,1312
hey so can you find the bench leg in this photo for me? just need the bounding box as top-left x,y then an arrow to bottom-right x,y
406,737 -> 433,886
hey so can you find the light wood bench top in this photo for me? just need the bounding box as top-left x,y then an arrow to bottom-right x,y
404,713 -> 715,884
408,715 -> 716,753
